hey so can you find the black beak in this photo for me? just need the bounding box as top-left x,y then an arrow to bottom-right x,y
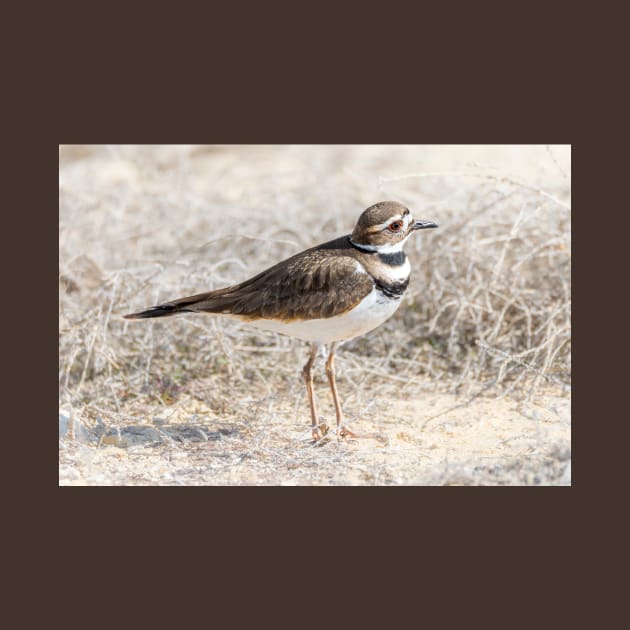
412,220 -> 438,230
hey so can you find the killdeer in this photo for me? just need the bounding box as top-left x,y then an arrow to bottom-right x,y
125,201 -> 437,441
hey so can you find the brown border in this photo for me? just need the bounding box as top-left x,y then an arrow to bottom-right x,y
7,2 -> 596,626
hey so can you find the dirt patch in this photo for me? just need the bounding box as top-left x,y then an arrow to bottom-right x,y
59,382 -> 570,486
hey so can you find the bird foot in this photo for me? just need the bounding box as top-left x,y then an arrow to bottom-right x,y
338,426 -> 360,439
338,426 -> 388,444
311,422 -> 330,443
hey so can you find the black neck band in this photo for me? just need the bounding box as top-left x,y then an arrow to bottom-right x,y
377,250 -> 406,266
374,277 -> 409,299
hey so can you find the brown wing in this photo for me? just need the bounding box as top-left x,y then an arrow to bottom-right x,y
125,236 -> 374,321
187,251 -> 374,321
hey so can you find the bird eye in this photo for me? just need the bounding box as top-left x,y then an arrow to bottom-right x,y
388,221 -> 403,232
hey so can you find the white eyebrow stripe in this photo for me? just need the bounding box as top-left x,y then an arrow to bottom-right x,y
370,214 -> 403,232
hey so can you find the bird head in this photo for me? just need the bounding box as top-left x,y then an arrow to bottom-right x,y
350,201 -> 438,253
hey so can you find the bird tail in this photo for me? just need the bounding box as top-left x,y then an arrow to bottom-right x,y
123,303 -> 193,319
123,288 -> 232,320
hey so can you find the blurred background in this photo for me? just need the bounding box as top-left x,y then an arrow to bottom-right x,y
59,145 -> 571,484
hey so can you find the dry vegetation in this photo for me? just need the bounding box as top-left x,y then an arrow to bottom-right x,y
59,145 -> 571,485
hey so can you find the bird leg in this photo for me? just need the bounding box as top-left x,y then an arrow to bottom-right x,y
303,343 -> 327,441
325,343 -> 387,443
325,343 -> 357,438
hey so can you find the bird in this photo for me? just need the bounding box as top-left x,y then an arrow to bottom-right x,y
124,201 -> 438,442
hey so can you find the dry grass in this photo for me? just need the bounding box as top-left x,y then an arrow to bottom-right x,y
59,145 -> 571,485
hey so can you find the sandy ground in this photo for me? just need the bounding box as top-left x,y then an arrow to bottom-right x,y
59,379 -> 570,486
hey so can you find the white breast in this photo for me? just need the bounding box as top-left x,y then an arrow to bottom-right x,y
387,257 -> 411,282
240,288 -> 403,344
